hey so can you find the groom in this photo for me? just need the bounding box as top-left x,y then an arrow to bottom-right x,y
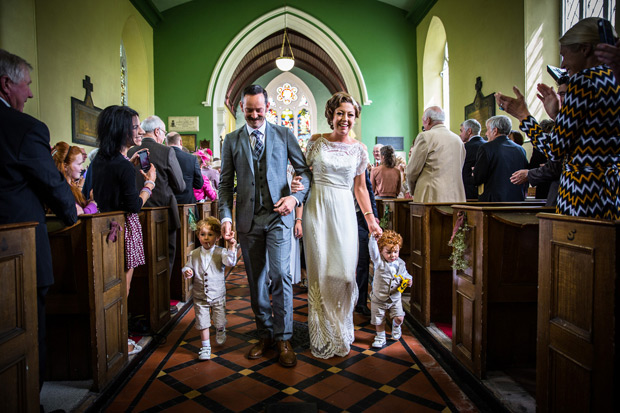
219,84 -> 311,367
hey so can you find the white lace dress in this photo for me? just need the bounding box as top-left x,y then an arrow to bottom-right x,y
303,136 -> 369,358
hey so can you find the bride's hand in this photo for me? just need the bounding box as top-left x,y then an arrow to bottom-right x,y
368,221 -> 383,238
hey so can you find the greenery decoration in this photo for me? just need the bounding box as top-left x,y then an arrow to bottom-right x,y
379,204 -> 390,229
448,223 -> 470,271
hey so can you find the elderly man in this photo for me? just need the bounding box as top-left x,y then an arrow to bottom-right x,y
406,106 -> 466,202
372,144 -> 383,167
0,49 -> 78,390
166,132 -> 203,205
474,115 -> 528,201
459,119 -> 486,199
128,116 -> 185,312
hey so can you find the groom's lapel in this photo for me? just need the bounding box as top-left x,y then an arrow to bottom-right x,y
239,127 -> 254,175
265,122 -> 275,165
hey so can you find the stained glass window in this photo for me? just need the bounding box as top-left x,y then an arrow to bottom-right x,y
298,108 -> 311,137
120,42 -> 128,106
563,0 -> 615,34
300,95 -> 308,106
277,83 -> 298,105
266,108 -> 278,125
281,108 -> 294,131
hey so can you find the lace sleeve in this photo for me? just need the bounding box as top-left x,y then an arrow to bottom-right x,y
305,137 -> 320,167
355,144 -> 369,176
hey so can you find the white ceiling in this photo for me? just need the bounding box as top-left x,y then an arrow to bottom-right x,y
151,0 -> 416,14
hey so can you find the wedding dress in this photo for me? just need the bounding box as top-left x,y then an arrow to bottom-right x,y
303,136 -> 368,358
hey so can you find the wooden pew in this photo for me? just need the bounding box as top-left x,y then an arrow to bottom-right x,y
0,222 -> 39,412
129,207 -> 170,334
196,201 -> 215,222
409,201 -> 546,328
46,213 -> 127,391
536,213 -> 618,412
171,204 -> 197,303
378,199 -> 412,265
450,204 -> 553,378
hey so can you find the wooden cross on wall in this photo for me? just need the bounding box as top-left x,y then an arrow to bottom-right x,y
83,75 -> 94,107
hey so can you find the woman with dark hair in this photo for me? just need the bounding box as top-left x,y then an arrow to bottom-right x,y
90,105 -> 156,326
508,130 -> 524,146
52,141 -> 98,215
302,92 -> 382,358
370,145 -> 401,198
497,17 -> 620,218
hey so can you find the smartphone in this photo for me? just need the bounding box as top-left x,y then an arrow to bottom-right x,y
547,65 -> 567,83
598,18 -> 616,45
138,151 -> 150,172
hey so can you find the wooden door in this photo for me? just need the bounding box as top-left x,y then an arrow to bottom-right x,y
537,214 -> 618,412
0,222 -> 39,413
86,214 -> 127,391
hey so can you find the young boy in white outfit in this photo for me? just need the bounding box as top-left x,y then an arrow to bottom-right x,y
183,216 -> 238,360
369,230 -> 412,348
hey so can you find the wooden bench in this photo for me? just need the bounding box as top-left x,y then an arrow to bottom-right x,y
171,204 -> 197,303
450,205 -> 553,378
46,213 -> 127,391
0,222 -> 39,412
536,213 -> 618,412
377,199 -> 412,265
129,207 -> 170,334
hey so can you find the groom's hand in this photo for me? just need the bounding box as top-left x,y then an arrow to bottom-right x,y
221,221 -> 233,241
274,196 -> 297,216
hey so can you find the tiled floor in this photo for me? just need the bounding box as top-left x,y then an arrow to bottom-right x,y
105,261 -> 478,412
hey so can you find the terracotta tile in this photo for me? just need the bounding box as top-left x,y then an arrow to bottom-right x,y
232,376 -> 279,401
378,342 -> 417,362
203,381 -> 258,411
161,399 -> 212,413
396,369 -> 446,405
133,378 -> 183,411
303,374 -> 355,399
345,357 -> 408,383
324,380 -> 376,409
169,361 -> 235,386
364,394 -> 441,412
293,360 -> 325,378
258,363 -> 312,386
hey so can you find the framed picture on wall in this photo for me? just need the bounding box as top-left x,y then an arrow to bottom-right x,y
181,134 -> 197,152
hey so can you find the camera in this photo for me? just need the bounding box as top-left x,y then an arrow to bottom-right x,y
138,151 -> 150,172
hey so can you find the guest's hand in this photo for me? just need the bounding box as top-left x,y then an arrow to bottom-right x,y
290,176 -> 304,193
129,149 -> 147,165
510,169 -> 529,185
140,164 -> 157,182
184,269 -> 194,279
227,235 -> 237,250
221,221 -> 234,241
595,40 -> 620,80
536,83 -> 561,119
495,86 -> 531,121
274,196 -> 297,216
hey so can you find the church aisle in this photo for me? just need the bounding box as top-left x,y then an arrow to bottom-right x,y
104,261 -> 478,412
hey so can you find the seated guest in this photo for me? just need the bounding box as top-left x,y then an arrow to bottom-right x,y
90,105 -> 157,306
370,145 -> 401,198
407,106 -> 466,202
509,130 -> 524,146
193,149 -> 217,201
52,141 -> 97,215
474,115 -> 528,201
459,119 -> 486,199
166,131 -> 204,205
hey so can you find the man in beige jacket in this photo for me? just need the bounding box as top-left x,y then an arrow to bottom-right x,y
406,106 -> 466,202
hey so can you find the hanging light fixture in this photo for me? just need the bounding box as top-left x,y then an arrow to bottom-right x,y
276,12 -> 295,71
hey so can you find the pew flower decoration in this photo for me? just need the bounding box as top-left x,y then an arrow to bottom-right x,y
379,204 -> 390,229
448,211 -> 470,271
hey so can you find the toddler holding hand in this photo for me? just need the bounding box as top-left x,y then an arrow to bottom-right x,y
183,216 -> 237,360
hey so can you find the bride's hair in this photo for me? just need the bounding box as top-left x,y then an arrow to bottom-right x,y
324,92 -> 361,129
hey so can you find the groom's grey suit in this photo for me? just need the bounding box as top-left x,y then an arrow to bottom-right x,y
219,121 -> 311,341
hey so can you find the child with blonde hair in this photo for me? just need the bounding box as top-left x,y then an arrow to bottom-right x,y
369,230 -> 412,347
183,216 -> 237,360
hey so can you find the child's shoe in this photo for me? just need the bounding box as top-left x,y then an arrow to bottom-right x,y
372,334 -> 386,348
216,328 -> 226,345
198,345 -> 211,360
392,321 -> 402,340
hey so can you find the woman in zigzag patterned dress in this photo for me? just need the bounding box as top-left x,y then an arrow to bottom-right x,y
496,17 -> 620,219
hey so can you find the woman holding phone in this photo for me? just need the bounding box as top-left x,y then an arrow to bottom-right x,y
90,105 -> 157,354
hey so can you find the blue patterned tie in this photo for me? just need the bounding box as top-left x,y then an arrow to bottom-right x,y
252,130 -> 263,158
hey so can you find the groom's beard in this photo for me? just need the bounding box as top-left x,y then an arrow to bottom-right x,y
246,115 -> 265,128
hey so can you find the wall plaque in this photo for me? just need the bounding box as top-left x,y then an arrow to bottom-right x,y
168,116 -> 199,132
71,75 -> 101,146
465,77 -> 495,137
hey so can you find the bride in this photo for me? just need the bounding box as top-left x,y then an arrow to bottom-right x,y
302,92 -> 383,358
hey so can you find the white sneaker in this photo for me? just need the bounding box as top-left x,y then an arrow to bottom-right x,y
392,322 -> 402,340
216,329 -> 226,345
198,346 -> 211,360
372,335 -> 386,348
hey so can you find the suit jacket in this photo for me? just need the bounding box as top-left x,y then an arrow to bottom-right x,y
462,136 -> 486,199
406,124 -> 466,202
171,146 -> 203,205
219,122 -> 311,234
0,103 -> 77,287
128,137 -> 185,229
474,135 -> 529,202
528,159 -> 561,206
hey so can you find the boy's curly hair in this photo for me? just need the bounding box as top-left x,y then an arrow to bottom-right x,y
195,216 -> 221,236
377,230 -> 402,251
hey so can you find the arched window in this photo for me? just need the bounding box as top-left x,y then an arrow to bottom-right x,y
120,41 -> 128,106
440,42 -> 450,128
563,0 -> 616,33
422,16 -> 449,125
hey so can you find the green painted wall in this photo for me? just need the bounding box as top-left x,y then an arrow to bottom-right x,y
154,0 -> 418,156
1,0 -> 154,152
